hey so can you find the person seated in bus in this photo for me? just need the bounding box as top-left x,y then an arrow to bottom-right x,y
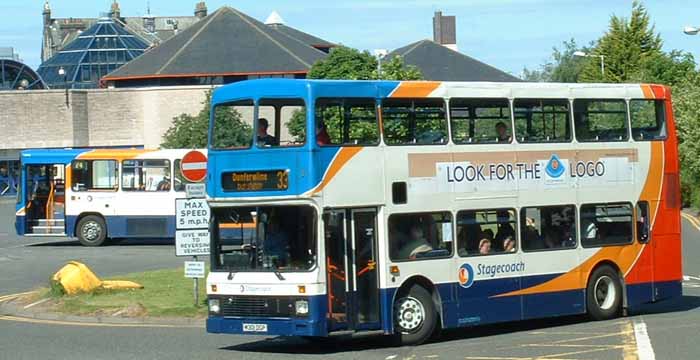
495,122 -> 511,143
457,222 -> 482,256
257,118 -> 279,146
503,236 -> 515,252
482,228 -> 494,241
543,228 -> 562,249
316,121 -> 331,145
478,238 -> 492,255
523,217 -> 542,250
494,211 -> 515,251
398,223 -> 433,259
264,218 -> 290,266
582,218 -> 599,243
156,176 -> 171,191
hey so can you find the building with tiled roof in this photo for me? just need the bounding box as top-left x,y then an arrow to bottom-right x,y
102,6 -> 334,88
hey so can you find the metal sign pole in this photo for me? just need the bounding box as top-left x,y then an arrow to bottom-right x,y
193,255 -> 199,307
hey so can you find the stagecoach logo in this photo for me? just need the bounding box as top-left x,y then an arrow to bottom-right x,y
545,154 -> 565,179
458,263 -> 475,288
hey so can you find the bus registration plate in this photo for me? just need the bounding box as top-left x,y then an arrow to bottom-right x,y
242,323 -> 268,332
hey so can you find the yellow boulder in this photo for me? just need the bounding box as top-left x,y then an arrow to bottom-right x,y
51,261 -> 143,295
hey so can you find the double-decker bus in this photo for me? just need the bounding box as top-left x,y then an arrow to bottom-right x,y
15,148 -> 204,246
205,79 -> 681,345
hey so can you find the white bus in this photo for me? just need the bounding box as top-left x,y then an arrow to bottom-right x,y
204,79 -> 681,345
15,148 -> 204,246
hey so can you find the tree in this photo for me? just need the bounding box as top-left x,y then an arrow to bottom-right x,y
288,46 -> 423,140
579,1 -> 662,83
161,90 -> 251,148
522,39 -> 591,82
672,72 -> 700,207
306,46 -> 422,81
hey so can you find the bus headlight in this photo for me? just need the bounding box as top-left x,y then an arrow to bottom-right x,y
208,298 -> 221,314
295,300 -> 309,315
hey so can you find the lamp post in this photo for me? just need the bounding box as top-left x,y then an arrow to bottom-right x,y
573,51 -> 605,77
373,49 -> 388,79
58,66 -> 69,107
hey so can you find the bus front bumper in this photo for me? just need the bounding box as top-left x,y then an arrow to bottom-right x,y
207,316 -> 326,337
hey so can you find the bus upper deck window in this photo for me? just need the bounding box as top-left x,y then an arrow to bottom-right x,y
450,98 -> 511,144
513,99 -> 571,143
630,99 -> 666,141
574,99 -> 628,142
211,99 -> 254,150
315,98 -> 378,146
258,98 -> 306,148
382,99 -> 447,145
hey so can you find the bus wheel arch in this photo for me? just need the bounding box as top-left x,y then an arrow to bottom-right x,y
75,213 -> 108,247
392,276 -> 443,345
585,260 -> 626,320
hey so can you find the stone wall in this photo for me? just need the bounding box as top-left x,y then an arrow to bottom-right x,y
0,86 -> 211,153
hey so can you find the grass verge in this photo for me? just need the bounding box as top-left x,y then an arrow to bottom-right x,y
35,268 -> 208,318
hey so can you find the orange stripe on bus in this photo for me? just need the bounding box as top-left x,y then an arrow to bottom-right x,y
640,84 -> 655,99
219,222 -> 256,229
390,82 -> 441,98
77,149 -> 154,161
312,147 -> 363,194
494,142 -> 665,298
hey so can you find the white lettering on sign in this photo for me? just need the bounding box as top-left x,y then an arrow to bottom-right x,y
416,155 -> 633,195
185,183 -> 206,199
176,229 -> 210,257
175,198 -> 210,230
184,261 -> 206,278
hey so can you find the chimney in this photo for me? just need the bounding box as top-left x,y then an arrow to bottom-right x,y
433,11 -> 457,51
194,2 -> 208,19
43,0 -> 51,25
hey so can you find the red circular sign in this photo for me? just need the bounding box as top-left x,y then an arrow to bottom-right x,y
180,150 -> 208,183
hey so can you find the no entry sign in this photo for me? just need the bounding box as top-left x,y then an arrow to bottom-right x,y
180,150 -> 207,183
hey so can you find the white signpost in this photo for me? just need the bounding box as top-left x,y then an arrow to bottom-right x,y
175,195 -> 210,306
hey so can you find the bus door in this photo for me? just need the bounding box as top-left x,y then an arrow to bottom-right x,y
24,163 -> 66,235
323,208 -> 381,331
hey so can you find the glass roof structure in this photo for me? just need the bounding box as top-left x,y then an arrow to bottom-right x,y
0,59 -> 47,90
37,18 -> 149,89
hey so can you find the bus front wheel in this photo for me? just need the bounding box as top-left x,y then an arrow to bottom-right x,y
77,215 -> 108,247
586,265 -> 623,320
393,285 -> 437,346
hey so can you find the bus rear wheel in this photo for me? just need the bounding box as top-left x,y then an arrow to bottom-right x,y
77,215 -> 107,247
586,265 -> 623,320
393,285 -> 437,346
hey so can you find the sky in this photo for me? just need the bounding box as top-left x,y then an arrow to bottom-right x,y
2,0 -> 700,77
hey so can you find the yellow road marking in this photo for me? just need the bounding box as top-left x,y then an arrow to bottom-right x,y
0,315 -> 203,328
681,213 -> 700,232
0,291 -> 37,302
622,320 -> 639,360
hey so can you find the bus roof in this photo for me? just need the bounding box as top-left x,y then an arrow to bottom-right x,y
20,148 -> 203,164
212,79 -> 668,105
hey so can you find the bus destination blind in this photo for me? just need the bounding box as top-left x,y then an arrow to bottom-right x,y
222,170 -> 288,191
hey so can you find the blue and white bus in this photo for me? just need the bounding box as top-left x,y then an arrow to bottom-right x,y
205,79 -> 682,345
15,148 -> 204,246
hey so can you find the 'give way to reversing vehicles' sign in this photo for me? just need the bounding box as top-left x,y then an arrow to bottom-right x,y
175,198 -> 210,257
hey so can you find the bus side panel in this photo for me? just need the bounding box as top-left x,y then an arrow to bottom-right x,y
104,215 -> 176,238
651,96 -> 683,300
521,274 -> 585,319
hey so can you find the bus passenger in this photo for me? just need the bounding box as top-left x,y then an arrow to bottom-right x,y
495,211 -> 515,251
316,121 -> 331,145
503,236 -> 515,252
398,224 -> 432,259
495,122 -> 511,143
478,238 -> 491,255
157,176 -> 171,191
257,118 -> 279,146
